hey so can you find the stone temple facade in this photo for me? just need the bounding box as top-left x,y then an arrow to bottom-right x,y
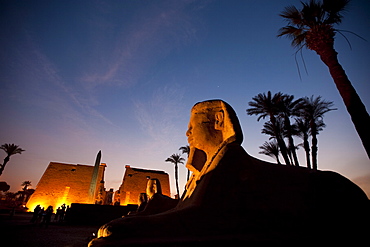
115,165 -> 171,206
26,162 -> 107,211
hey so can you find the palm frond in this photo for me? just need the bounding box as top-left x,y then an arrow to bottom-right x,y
0,143 -> 25,156
279,5 -> 303,26
165,153 -> 185,165
323,0 -> 350,24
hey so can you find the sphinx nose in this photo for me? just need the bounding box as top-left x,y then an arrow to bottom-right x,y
186,127 -> 191,137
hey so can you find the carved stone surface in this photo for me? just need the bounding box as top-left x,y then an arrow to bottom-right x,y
128,179 -> 178,216
89,100 -> 369,246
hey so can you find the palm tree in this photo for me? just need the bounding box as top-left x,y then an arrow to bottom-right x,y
21,181 -> 32,191
20,181 -> 32,203
165,153 -> 185,198
247,91 -> 291,165
262,117 -> 295,166
0,143 -> 25,176
278,0 -> 370,159
278,94 -> 303,166
259,140 -> 281,164
261,119 -> 286,142
294,118 -> 312,169
294,117 -> 326,169
179,145 -> 190,181
298,96 -> 336,170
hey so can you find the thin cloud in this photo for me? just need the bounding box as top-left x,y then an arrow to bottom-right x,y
133,84 -> 186,146
80,0 -> 206,89
3,31 -> 116,131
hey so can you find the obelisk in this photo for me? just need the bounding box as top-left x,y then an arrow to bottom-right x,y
88,150 -> 101,204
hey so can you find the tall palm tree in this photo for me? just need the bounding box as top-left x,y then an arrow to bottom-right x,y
261,119 -> 286,141
21,181 -> 32,191
298,96 -> 336,170
165,153 -> 185,198
259,140 -> 281,164
20,181 -> 32,203
278,94 -> 303,166
294,117 -> 326,169
0,143 -> 25,176
247,91 -> 291,165
179,145 -> 190,181
278,0 -> 370,159
294,118 -> 312,169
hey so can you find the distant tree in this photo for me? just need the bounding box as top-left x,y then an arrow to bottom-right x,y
0,144 -> 25,176
0,181 -> 10,192
261,119 -> 286,140
179,145 -> 190,181
165,153 -> 185,198
297,96 -> 336,170
278,94 -> 303,166
21,181 -> 32,191
18,181 -> 32,204
259,140 -> 281,164
293,118 -> 312,169
5,192 -> 16,203
278,0 -> 370,158
247,91 -> 291,165
260,118 -> 286,162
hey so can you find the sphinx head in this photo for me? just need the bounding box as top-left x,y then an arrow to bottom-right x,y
146,178 -> 162,199
186,100 -> 243,157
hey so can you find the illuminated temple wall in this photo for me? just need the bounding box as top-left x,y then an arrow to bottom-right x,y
26,162 -> 106,211
116,165 -> 171,205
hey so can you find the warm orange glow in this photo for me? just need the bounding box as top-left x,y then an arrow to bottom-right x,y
57,186 -> 71,206
26,187 -> 74,212
26,162 -> 107,211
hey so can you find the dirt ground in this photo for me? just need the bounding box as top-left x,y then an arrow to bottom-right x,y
0,213 -> 99,247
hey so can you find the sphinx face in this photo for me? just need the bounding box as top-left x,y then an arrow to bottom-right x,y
186,111 -> 223,154
146,179 -> 157,199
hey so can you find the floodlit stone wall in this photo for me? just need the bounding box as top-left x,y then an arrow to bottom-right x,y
26,162 -> 105,211
117,165 -> 171,205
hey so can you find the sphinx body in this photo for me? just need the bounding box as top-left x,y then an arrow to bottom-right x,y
129,178 -> 178,216
89,100 -> 368,246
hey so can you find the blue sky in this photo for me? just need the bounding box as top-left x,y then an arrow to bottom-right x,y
1,0 -> 369,197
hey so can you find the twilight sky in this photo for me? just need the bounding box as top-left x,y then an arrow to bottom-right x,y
1,0 -> 369,198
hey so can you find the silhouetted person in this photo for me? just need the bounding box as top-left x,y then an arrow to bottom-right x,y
64,205 -> 70,222
54,207 -> 61,222
59,204 -> 66,222
40,205 -> 53,227
31,205 -> 41,223
36,207 -> 44,224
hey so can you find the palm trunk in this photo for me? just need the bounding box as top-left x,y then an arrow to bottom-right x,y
311,135 -> 318,170
316,44 -> 370,159
303,135 -> 311,169
311,122 -> 318,170
0,156 -> 10,176
289,136 -> 300,166
277,135 -> 291,165
271,115 -> 291,165
175,164 -> 180,198
285,117 -> 300,166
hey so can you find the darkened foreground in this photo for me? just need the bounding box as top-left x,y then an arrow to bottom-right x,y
0,213 -> 97,247
91,100 -> 369,246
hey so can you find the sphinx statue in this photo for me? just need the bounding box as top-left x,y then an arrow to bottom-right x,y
129,178 -> 178,216
89,100 -> 368,246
